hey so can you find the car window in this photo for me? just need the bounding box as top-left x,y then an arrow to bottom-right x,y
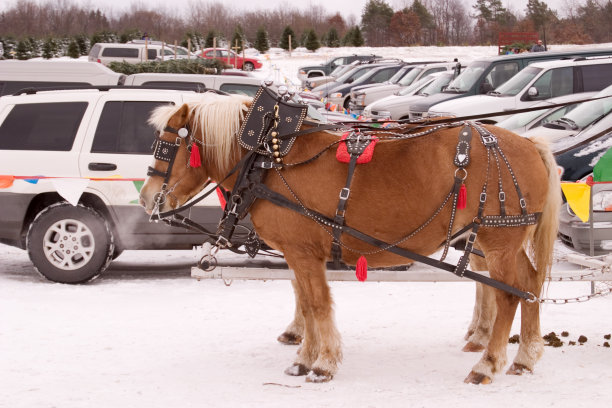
531,104 -> 578,129
0,81 -> 90,96
218,50 -> 229,58
531,67 -> 573,100
581,64 -> 612,92
147,49 -> 157,60
486,62 -> 519,89
422,67 -> 447,77
219,83 -> 259,97
0,102 -> 87,151
91,101 -> 171,154
141,81 -> 207,91
205,51 -> 215,57
89,44 -> 101,58
446,61 -> 488,93
163,49 -> 174,56
417,73 -> 453,96
102,48 -> 139,58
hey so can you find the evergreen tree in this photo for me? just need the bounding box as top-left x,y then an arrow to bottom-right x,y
253,27 -> 269,52
42,38 -> 56,59
15,40 -> 30,60
76,35 -> 88,55
67,40 -> 80,58
304,29 -> 320,51
205,30 -> 216,48
527,0 -> 556,46
231,26 -> 245,53
343,26 -> 364,47
279,25 -> 296,50
326,27 -> 340,47
361,0 -> 394,46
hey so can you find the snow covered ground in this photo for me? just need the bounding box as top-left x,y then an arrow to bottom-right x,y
2,44 -> 612,407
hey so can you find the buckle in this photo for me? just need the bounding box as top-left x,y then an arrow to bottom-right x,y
339,188 -> 350,200
499,191 -> 506,202
520,198 -> 527,209
481,135 -> 497,146
479,192 -> 487,203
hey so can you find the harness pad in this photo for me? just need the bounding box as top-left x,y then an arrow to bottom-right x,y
336,132 -> 378,164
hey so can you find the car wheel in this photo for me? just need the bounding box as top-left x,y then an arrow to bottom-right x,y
243,62 -> 255,71
343,97 -> 351,110
26,203 -> 115,284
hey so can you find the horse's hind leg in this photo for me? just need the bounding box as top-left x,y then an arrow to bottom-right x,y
507,249 -> 545,375
277,280 -> 304,345
465,243 -> 521,384
283,251 -> 342,382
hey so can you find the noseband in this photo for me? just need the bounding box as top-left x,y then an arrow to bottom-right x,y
147,125 -> 191,216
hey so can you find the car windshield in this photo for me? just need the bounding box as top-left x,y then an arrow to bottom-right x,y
336,66 -> 373,83
445,62 -> 487,93
558,85 -> 612,128
388,67 -> 411,84
493,66 -> 542,96
172,47 -> 189,55
397,68 -> 423,86
396,76 -> 431,96
416,73 -> 453,96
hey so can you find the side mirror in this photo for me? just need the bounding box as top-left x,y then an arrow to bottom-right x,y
346,78 -> 354,84
528,87 -> 539,98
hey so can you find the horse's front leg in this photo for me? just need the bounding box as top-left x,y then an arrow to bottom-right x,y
283,250 -> 342,383
277,280 -> 304,345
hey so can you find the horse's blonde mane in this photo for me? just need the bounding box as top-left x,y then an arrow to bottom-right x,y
149,92 -> 252,171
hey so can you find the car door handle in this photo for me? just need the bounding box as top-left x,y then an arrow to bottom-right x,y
88,162 -> 117,171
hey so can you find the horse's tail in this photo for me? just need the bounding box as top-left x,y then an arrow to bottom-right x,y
529,137 -> 562,279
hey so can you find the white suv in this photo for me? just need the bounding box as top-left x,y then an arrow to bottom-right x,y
0,88 -> 226,283
427,57 -> 612,123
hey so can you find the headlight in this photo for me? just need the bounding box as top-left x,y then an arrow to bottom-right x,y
330,92 -> 343,99
426,111 -> 453,118
353,93 -> 366,105
299,69 -> 306,75
592,191 -> 612,211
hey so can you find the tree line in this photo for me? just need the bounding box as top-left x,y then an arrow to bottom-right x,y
1,0 -> 612,59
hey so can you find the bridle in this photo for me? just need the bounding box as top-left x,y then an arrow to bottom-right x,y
147,125 -> 194,218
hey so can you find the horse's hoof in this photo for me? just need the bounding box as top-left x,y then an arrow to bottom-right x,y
284,363 -> 309,377
305,368 -> 333,383
506,363 -> 532,376
462,342 -> 485,352
277,332 -> 303,345
464,371 -> 492,385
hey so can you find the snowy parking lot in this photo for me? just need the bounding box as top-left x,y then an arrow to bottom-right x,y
1,242 -> 611,408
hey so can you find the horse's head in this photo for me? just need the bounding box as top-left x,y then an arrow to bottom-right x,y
139,93 -> 251,215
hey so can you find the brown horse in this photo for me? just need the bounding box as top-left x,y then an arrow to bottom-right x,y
139,92 -> 561,384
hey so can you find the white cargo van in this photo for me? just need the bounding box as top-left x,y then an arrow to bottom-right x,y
88,42 -> 191,66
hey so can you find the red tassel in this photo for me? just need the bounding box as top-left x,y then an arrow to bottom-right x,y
189,142 -> 202,168
215,187 -> 226,209
356,255 -> 367,282
457,183 -> 467,210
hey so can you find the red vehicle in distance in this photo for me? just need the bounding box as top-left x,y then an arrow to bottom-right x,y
199,48 -> 263,71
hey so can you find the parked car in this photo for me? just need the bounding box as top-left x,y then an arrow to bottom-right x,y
88,42 -> 191,66
297,54 -> 381,85
558,171 -> 612,255
123,72 -> 264,97
362,71 -> 456,120
522,83 -> 612,150
408,48 -> 612,120
304,59 -> 382,90
0,87 -> 236,283
0,60 -> 125,96
349,61 -> 460,114
324,63 -> 406,110
427,57 -> 612,123
198,48 -> 262,71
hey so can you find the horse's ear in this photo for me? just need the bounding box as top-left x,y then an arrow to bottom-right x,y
169,104 -> 190,128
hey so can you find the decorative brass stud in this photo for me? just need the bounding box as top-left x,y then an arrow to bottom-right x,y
273,151 -> 280,157
272,144 -> 279,150
275,158 -> 282,163
271,131 -> 278,137
272,138 -> 278,144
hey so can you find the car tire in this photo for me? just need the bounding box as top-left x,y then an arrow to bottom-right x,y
26,203 -> 115,284
343,97 -> 351,110
243,62 -> 255,71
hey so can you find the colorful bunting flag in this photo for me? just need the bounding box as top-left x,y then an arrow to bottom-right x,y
561,182 -> 591,222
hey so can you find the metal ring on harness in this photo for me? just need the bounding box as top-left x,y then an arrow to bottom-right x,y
454,167 -> 468,180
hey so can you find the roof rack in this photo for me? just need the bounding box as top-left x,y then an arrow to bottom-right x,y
12,85 -> 229,96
